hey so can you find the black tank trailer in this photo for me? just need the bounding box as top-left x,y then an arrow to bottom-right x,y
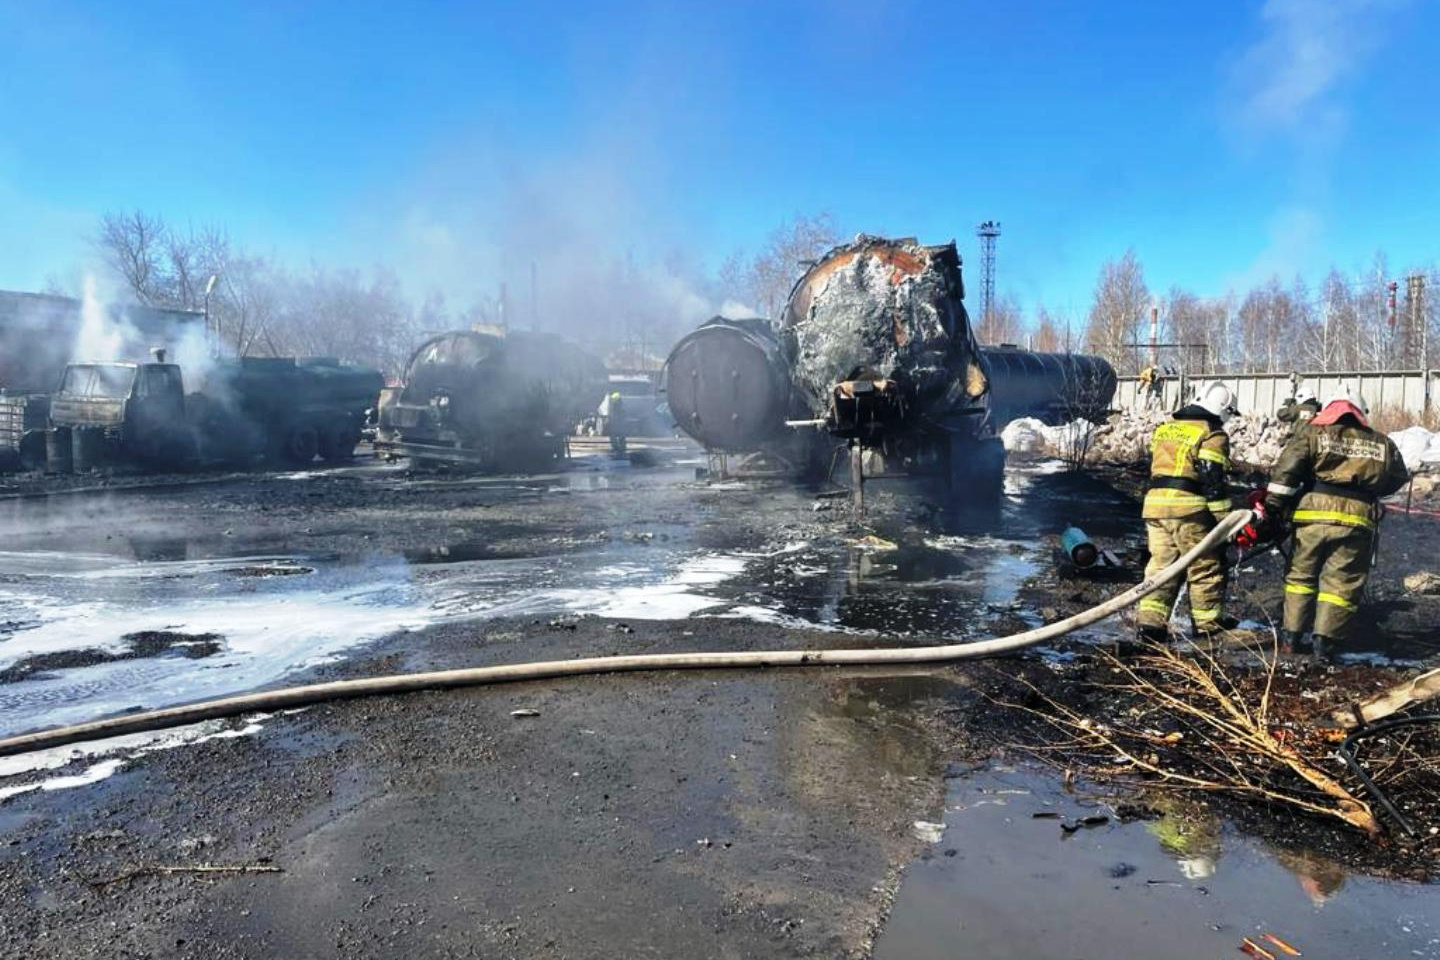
662,235 -> 1115,497
376,329 -> 608,472
978,345 -> 1116,427
661,317 -> 805,454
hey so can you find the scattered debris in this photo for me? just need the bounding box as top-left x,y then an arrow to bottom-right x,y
1262,933 -> 1302,956
1331,666 -> 1440,728
1403,571 -> 1440,596
850,535 -> 898,552
912,821 -> 946,843
1240,935 -> 1277,960
1060,815 -> 1109,834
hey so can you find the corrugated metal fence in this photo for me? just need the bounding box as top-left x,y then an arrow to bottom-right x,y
1113,370 -> 1440,417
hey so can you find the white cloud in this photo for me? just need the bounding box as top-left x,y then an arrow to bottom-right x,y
1229,0 -> 1410,141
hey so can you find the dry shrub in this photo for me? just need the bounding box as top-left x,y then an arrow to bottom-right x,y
999,637 -> 1380,834
1369,404 -> 1440,434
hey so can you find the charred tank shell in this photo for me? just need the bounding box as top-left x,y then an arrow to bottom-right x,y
386,329 -> 607,469
780,235 -> 990,432
979,346 -> 1116,427
663,317 -> 796,453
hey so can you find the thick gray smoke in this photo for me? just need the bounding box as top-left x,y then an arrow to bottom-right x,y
71,274 -> 214,386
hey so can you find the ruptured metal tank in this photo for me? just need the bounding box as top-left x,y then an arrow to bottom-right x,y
979,346 -> 1117,427
780,235 -> 991,446
662,317 -> 798,453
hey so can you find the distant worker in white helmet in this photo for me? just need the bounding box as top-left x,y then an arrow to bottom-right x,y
1276,383 -> 1320,439
1248,383 -> 1408,662
1136,380 -> 1240,642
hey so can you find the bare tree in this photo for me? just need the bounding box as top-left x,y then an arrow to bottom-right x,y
97,210 -> 169,305
1031,306 -> 1063,352
975,294 -> 1024,346
1083,250 -> 1149,373
725,213 -> 841,319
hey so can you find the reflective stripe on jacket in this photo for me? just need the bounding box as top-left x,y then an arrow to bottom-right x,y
1142,415 -> 1232,520
1265,421 -> 1408,529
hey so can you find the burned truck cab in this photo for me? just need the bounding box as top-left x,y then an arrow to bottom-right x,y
49,359 -> 190,467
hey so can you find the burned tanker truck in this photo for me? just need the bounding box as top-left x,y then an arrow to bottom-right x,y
662,235 -> 1115,500
46,354 -> 383,472
376,329 -> 607,471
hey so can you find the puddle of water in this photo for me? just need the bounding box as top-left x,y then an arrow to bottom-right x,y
708,535 -> 1040,638
876,766 -> 1440,960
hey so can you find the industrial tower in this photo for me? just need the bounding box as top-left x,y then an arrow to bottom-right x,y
976,220 -> 1001,324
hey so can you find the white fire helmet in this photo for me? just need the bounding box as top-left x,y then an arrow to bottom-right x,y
1325,382 -> 1369,416
1294,384 -> 1316,405
1194,380 -> 1238,422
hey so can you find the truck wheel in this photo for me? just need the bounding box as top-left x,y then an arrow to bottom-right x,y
318,421 -> 359,462
282,426 -> 320,466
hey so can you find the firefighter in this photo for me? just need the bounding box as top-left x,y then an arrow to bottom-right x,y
1275,384 -> 1320,437
1137,380 -> 1240,641
601,390 -> 627,454
1257,385 -> 1408,661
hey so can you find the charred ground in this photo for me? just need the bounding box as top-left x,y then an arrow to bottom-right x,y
0,450 -> 1437,958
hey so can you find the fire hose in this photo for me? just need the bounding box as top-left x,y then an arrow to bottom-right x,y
0,509 -> 1254,759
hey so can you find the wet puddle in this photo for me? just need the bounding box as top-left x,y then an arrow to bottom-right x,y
877,766 -> 1440,960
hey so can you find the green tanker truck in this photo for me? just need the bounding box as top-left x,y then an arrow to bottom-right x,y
47,352 -> 383,472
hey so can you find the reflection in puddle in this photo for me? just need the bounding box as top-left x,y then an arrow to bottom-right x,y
876,766 -> 1440,960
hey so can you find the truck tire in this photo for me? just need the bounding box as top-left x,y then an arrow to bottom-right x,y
280,425 -> 320,466
318,421 -> 359,462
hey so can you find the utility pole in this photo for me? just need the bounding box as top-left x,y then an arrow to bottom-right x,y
1404,274 -> 1425,369
1149,305 -> 1159,370
530,261 -> 539,331
976,221 -> 1001,328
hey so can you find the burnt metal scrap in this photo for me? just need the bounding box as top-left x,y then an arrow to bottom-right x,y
377,328 -> 608,471
662,234 -> 1116,491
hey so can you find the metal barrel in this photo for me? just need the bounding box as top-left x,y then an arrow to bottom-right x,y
662,317 -> 795,452
45,426 -> 73,474
980,347 -> 1117,428
1060,526 -> 1099,568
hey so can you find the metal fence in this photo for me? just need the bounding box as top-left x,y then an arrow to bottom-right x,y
1113,370 -> 1440,418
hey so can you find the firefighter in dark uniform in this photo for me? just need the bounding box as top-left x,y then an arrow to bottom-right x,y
1258,386 -> 1408,661
1276,384 -> 1320,438
1137,381 -> 1240,641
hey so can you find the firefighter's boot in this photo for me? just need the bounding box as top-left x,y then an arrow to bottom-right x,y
1280,628 -> 1311,656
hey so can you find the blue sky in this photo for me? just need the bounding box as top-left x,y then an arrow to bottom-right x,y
1,0 -> 1436,321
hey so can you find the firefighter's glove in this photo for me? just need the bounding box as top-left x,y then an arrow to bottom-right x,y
1235,499 -> 1280,551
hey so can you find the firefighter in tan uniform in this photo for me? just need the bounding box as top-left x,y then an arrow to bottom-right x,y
1259,386 -> 1408,661
1137,381 -> 1239,641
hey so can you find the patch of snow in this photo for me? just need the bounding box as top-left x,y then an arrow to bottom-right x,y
1390,426 -> 1440,471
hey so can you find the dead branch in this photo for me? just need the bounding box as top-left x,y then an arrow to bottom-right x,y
989,641 -> 1380,835
1331,666 -> 1440,729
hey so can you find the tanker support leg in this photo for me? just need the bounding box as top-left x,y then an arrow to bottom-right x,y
850,443 -> 865,515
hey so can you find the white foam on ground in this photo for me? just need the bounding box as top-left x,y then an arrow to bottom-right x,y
0,589 -> 429,736
447,553 -> 750,622
0,713 -> 275,801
